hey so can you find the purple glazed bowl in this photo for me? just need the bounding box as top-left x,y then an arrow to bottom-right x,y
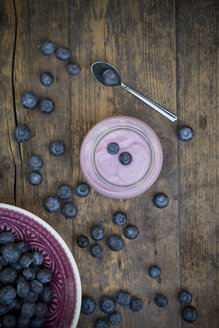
0,203 -> 81,328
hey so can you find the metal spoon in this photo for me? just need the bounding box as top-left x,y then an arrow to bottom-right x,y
91,61 -> 177,122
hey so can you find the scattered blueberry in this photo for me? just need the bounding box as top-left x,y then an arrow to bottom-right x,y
113,212 -> 127,226
130,298 -> 143,312
107,142 -> 119,154
95,319 -> 109,328
39,286 -> 53,303
81,297 -> 96,315
75,182 -> 90,198
44,196 -> 60,213
0,268 -> 17,284
55,47 -> 71,61
90,226 -> 105,241
0,286 -> 16,305
37,269 -> 52,284
153,193 -> 169,209
182,306 -> 198,323
32,251 -> 44,266
35,302 -> 48,317
62,202 -> 78,219
40,72 -> 54,86
49,141 -> 66,157
124,225 -> 139,240
57,185 -> 73,201
23,268 -> 36,281
116,291 -> 131,306
29,172 -> 42,186
108,311 -> 121,325
108,235 -> 124,252
30,316 -> 45,328
29,156 -> 44,171
67,62 -> 81,76
41,41 -> 55,56
154,294 -> 168,308
21,93 -> 39,111
14,124 -> 31,143
1,244 -> 21,263
77,236 -> 89,248
22,302 -> 36,318
16,276 -> 30,298
0,232 -> 15,245
119,152 -> 132,165
30,280 -> 43,295
177,126 -> 194,142
100,297 -> 116,314
19,253 -> 33,268
38,98 -> 55,114
102,69 -> 120,87
148,266 -> 161,279
178,291 -> 192,306
2,313 -> 17,327
90,244 -> 103,259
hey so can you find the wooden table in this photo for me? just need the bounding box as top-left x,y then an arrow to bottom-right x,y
0,0 -> 217,327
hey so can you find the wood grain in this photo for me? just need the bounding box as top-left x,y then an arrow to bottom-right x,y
0,0 -> 217,327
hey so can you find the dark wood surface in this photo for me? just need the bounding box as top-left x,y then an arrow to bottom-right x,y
0,0 -> 217,327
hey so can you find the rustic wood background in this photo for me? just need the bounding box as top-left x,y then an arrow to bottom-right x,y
0,0 -> 217,327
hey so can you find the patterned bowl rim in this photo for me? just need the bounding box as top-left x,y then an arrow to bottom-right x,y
0,203 -> 82,328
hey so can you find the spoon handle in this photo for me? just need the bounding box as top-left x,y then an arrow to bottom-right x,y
121,83 -> 177,122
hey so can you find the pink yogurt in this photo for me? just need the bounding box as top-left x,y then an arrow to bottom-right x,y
80,116 -> 163,199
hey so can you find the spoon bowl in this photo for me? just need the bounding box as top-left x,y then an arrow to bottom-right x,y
91,61 -> 121,87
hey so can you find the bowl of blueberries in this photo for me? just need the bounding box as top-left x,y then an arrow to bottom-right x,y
0,203 -> 81,328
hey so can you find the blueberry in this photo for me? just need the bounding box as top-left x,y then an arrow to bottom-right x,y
38,98 -> 55,114
2,313 -> 17,327
0,304 -> 9,315
108,311 -> 121,325
30,280 -> 43,295
17,314 -> 30,327
148,266 -> 161,279
19,253 -> 33,268
55,47 -> 71,61
39,286 -> 53,303
130,298 -> 143,312
13,298 -> 23,310
0,255 -> 8,266
40,72 -> 54,86
0,232 -> 15,245
81,297 -> 96,315
124,225 -> 139,240
182,306 -> 198,323
49,141 -> 66,157
22,302 -> 36,318
44,196 -> 60,213
100,297 -> 116,314
16,276 -> 30,298
37,269 -> 52,284
14,124 -> 31,143
0,268 -> 17,284
32,251 -> 44,266
113,212 -> 127,226
24,291 -> 38,303
29,156 -> 44,171
90,244 -> 103,259
21,92 -> 39,111
0,286 -> 16,305
35,301 -> 48,318
107,235 -> 124,252
90,226 -> 105,241
62,202 -> 78,219
41,40 -> 55,56
16,242 -> 29,254
57,185 -> 73,201
119,152 -> 132,165
153,193 -> 169,209
102,69 -> 121,87
77,236 -> 89,248
116,291 -> 131,306
1,244 -> 21,263
177,126 -> 194,142
30,316 -> 45,328
95,319 -> 109,328
29,172 -> 42,186
107,142 -> 119,154
178,291 -> 192,306
67,62 -> 81,76
154,294 -> 168,308
75,182 -> 90,198
23,267 -> 36,281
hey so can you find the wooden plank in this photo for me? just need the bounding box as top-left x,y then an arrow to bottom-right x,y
176,0 -> 217,327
